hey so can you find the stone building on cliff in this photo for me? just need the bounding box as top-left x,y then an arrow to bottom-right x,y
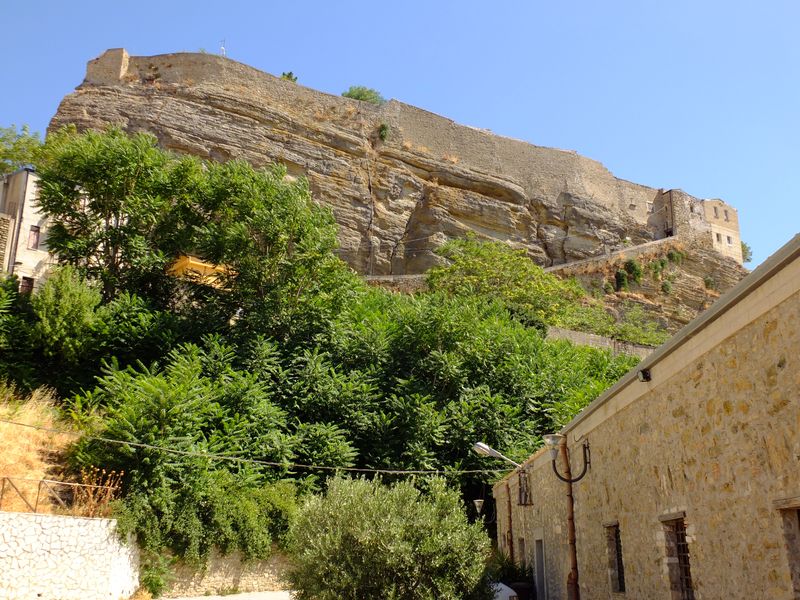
492,233 -> 800,599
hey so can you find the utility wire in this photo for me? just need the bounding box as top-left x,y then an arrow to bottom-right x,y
0,418 -> 507,476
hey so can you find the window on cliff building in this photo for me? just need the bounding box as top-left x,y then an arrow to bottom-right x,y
724,209 -> 729,221
727,236 -> 732,245
662,516 -> 695,600
605,523 -> 626,593
716,233 -> 722,243
780,509 -> 800,597
713,206 -> 719,218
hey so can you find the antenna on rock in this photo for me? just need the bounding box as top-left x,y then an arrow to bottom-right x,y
219,39 -> 226,57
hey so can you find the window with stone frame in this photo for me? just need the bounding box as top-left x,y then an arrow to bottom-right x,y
780,509 -> 800,597
605,522 -> 626,593
661,515 -> 695,600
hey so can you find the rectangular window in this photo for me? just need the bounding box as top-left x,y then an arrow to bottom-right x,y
663,517 -> 694,600
713,206 -> 719,218
605,524 -> 626,593
724,209 -> 729,221
727,236 -> 732,245
518,469 -> 533,505
716,233 -> 722,243
27,225 -> 40,250
19,277 -> 34,295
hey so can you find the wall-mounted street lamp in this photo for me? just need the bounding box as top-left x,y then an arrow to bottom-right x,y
472,442 -> 521,468
542,433 -> 591,483
473,498 -> 485,515
542,433 -> 591,600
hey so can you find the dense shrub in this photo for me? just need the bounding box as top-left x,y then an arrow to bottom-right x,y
623,258 -> 643,284
614,269 -> 628,291
342,86 -> 386,105
286,477 -> 493,600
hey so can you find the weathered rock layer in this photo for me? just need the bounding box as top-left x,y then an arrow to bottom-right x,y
51,49 -> 686,275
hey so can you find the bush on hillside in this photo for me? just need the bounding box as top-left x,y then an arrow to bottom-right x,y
342,86 -> 386,105
286,477 -> 493,600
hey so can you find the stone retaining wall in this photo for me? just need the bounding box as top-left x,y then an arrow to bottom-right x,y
0,511 -> 139,600
164,548 -> 290,597
546,326 -> 653,359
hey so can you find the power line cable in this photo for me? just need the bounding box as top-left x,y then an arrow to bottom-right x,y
0,418 -> 508,477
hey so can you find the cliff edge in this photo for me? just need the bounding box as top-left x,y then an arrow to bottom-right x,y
50,48 -> 726,276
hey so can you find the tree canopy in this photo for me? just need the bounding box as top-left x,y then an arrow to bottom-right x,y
0,124 -> 41,174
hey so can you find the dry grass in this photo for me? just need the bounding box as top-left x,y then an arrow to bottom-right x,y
442,153 -> 460,164
0,384 -> 75,513
129,588 -> 153,600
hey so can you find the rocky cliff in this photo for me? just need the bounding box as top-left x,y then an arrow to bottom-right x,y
50,49 -> 695,276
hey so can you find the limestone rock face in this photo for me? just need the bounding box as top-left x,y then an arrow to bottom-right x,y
51,49 -> 672,275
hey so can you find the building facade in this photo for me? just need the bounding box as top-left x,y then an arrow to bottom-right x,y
651,189 -> 743,264
494,234 -> 800,599
0,169 -> 53,291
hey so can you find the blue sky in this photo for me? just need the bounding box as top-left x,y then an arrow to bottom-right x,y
3,0 -> 797,266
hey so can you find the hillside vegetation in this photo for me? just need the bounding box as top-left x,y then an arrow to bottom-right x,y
0,127 -> 650,593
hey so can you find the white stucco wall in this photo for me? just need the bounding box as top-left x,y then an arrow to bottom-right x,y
0,511 -> 139,600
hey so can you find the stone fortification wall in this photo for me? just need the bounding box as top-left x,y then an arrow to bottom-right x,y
0,511 -> 139,600
545,326 -> 653,359
53,48 -> 732,276
494,237 -> 800,599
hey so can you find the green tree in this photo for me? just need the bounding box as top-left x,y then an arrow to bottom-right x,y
741,240 -> 753,263
35,127 -> 190,301
281,71 -> 298,82
0,124 -> 41,175
193,160 -> 360,345
31,266 -> 103,366
286,477 -> 493,600
342,86 -> 386,105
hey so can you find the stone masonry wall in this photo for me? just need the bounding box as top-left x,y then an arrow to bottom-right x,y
495,242 -> 800,599
0,511 -> 139,600
164,548 -> 290,597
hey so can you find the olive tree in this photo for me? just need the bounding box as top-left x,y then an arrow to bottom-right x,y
286,477 -> 493,600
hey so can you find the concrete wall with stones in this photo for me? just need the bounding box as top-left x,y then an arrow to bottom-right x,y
0,511 -> 139,600
164,548 -> 290,597
495,240 -> 800,599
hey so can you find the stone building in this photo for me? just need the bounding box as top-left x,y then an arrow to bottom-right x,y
699,198 -> 742,262
0,169 -> 52,292
493,233 -> 800,599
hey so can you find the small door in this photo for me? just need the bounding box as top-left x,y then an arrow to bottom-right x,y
535,539 -> 546,600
